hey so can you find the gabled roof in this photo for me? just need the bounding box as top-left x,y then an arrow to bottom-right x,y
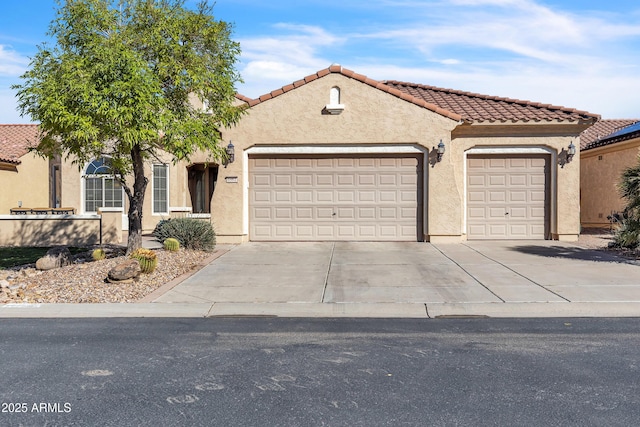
384,81 -> 599,124
0,124 -> 40,165
580,119 -> 640,150
235,65 -> 600,124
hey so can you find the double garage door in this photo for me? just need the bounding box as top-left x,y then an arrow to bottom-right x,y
467,154 -> 550,239
249,155 -> 422,241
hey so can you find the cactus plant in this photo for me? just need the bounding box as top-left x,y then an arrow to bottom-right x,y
92,248 -> 106,261
163,237 -> 180,252
130,248 -> 158,274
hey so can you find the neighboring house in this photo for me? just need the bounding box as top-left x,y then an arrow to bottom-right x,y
44,65 -> 602,243
580,119 -> 640,228
0,124 -> 57,213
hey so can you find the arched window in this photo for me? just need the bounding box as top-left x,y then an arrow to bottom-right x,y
83,157 -> 124,213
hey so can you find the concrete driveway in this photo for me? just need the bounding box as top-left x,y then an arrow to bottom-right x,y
154,241 -> 640,307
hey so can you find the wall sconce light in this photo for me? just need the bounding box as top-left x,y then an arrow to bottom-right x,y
436,140 -> 446,162
223,141 -> 235,168
567,142 -> 576,163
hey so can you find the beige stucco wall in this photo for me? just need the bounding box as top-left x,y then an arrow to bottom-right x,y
580,138 -> 640,228
0,215 -> 102,247
0,153 -> 50,214
60,152 -> 191,233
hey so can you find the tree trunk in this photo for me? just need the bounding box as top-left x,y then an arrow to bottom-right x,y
126,144 -> 148,255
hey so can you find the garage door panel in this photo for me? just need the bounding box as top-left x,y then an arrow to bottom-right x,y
468,155 -> 549,240
400,191 -> 417,202
509,207 -> 527,219
358,174 -> 376,186
489,175 -> 506,186
337,207 -> 355,219
250,156 -> 421,241
489,224 -> 508,237
295,207 -> 313,219
315,191 -> 333,203
315,175 -> 333,186
295,174 -> 313,186
489,191 -> 506,202
379,174 -> 397,185
509,175 -> 527,186
358,191 -> 376,202
337,174 -> 355,186
295,225 -> 313,237
295,191 -> 312,202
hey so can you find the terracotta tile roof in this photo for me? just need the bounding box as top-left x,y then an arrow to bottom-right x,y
236,65 -> 600,124
384,81 -> 600,124
0,124 -> 40,165
580,119 -> 640,150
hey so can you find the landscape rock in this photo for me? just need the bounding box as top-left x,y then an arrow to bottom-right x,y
35,246 -> 73,271
107,260 -> 141,282
0,279 -> 9,288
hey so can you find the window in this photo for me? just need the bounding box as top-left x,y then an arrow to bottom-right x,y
83,158 -> 124,213
153,164 -> 169,214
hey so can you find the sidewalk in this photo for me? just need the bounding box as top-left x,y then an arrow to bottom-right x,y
2,240 -> 640,319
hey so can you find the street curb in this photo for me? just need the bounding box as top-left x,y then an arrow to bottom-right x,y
2,301 -> 640,319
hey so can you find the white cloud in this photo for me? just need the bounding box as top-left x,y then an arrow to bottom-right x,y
233,0 -> 640,118
0,45 -> 29,77
236,24 -> 344,96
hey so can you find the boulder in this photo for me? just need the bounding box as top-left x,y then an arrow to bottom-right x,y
35,246 -> 73,271
107,260 -> 141,282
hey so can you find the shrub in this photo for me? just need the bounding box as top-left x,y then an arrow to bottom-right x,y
130,248 -> 158,274
163,238 -> 180,252
92,248 -> 106,261
613,217 -> 640,249
152,218 -> 216,251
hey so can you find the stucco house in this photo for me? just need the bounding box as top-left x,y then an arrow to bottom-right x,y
580,119 -> 640,228
0,124 -> 57,213
203,65 -> 599,243
22,65 -> 601,243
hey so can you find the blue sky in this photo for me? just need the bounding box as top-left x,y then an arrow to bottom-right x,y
1,0 -> 640,123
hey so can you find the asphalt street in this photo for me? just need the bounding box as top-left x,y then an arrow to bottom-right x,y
1,318 -> 640,426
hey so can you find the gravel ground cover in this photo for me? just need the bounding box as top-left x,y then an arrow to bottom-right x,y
0,247 -> 212,304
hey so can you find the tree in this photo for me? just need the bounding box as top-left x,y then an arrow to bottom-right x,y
13,0 -> 243,253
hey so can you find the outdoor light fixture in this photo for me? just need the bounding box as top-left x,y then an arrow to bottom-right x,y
436,140 -> 446,162
223,141 -> 235,168
567,142 -> 576,163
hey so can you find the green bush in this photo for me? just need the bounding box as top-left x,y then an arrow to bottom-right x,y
153,218 -> 216,251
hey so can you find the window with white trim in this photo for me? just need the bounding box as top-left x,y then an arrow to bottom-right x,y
84,158 -> 124,213
152,164 -> 169,214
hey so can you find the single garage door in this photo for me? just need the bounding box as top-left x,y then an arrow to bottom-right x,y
250,155 -> 422,241
467,154 -> 549,239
